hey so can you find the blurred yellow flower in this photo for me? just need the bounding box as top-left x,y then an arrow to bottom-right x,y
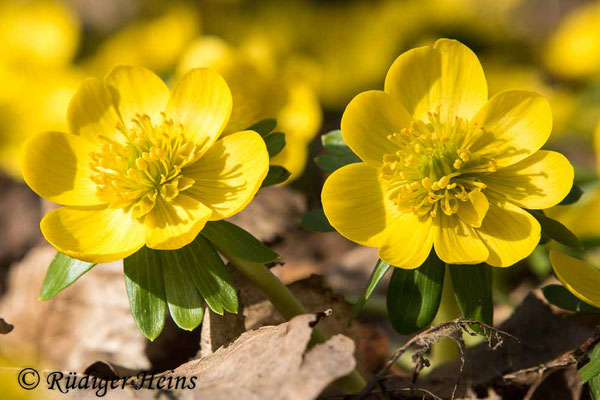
0,0 -> 79,69
548,122 -> 600,238
0,354 -> 50,400
0,68 -> 81,178
322,39 -> 573,268
22,66 -> 269,263
550,250 -> 600,308
177,36 -> 321,180
484,60 -> 576,137
545,2 -> 600,80
0,0 -> 81,179
199,0 -> 420,110
86,4 -> 199,76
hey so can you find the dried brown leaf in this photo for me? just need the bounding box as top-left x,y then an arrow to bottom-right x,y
0,246 -> 150,371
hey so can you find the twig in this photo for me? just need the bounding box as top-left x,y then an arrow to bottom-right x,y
503,325 -> 600,400
354,318 -> 516,399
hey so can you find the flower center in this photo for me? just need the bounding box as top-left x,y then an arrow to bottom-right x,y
380,109 -> 498,219
89,113 -> 199,218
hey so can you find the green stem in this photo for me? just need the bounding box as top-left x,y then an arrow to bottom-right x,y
430,266 -> 460,367
223,253 -> 366,393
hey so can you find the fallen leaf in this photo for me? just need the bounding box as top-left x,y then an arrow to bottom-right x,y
229,186 -> 305,243
199,269 -> 374,376
0,318 -> 13,334
0,246 -> 150,371
0,176 -> 42,269
165,314 -> 356,400
40,314 -> 355,400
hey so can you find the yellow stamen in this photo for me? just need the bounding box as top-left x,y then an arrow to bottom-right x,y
89,113 -> 200,218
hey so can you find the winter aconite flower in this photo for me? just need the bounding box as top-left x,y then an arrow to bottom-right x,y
550,250 -> 600,308
544,2 -> 600,80
22,66 -> 269,263
177,36 -> 321,180
0,0 -> 81,178
322,39 -> 573,268
548,122 -> 600,239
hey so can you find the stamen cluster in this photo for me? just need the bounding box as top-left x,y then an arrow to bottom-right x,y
380,109 -> 498,218
89,114 -> 199,218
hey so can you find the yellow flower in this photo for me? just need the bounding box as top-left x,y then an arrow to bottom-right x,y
548,122 -> 600,238
22,66 -> 269,263
198,0 -> 420,110
0,0 -> 79,69
0,67 -> 82,178
483,59 -> 576,138
177,36 -> 321,180
0,0 -> 82,179
322,39 -> 573,268
544,2 -> 600,80
550,250 -> 600,308
86,4 -> 199,76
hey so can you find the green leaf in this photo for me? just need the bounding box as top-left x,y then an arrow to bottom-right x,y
201,220 -> 279,263
580,343 -> 600,383
124,247 -> 167,341
539,231 -> 551,245
300,209 -> 335,232
350,259 -> 391,323
589,343 -> 600,398
247,118 -> 277,137
314,130 -> 361,172
314,154 -> 360,172
559,183 -> 583,205
574,164 -> 598,184
264,132 -> 286,158
261,165 -> 291,187
321,130 -> 352,156
39,253 -> 96,300
159,249 -> 206,330
529,210 -> 581,248
386,251 -> 445,335
541,285 -> 600,314
449,264 -> 493,325
178,236 -> 238,315
528,246 -> 552,279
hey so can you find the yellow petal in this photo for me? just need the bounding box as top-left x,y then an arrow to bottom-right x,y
340,90 -> 412,167
41,206 -> 145,263
322,162 -> 401,247
277,82 -> 322,143
105,65 -> 170,128
384,39 -> 487,124
166,68 -> 232,153
550,250 -> 600,308
548,185 -> 600,239
434,214 -> 489,265
270,135 -> 308,181
378,214 -> 433,269
183,130 -> 269,220
476,200 -> 540,267
472,90 -> 552,168
143,195 -> 212,250
484,151 -> 574,209
67,78 -> 123,144
457,191 -> 489,228
21,131 -> 102,206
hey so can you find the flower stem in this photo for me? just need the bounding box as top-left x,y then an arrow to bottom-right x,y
430,266 -> 460,366
224,253 -> 366,393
